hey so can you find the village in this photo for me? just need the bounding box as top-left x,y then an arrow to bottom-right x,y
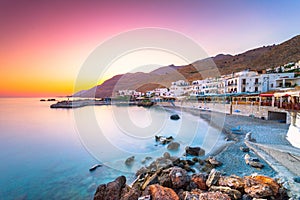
116,61 -> 300,121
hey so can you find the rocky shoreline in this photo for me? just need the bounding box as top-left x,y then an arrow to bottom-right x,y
92,105 -> 299,199
93,152 -> 288,200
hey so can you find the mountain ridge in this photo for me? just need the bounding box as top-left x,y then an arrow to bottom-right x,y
73,35 -> 300,98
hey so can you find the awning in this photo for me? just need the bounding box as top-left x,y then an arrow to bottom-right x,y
259,93 -> 274,97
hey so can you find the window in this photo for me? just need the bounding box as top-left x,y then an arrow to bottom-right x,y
270,83 -> 274,88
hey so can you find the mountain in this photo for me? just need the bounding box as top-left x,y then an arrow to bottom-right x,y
73,35 -> 300,98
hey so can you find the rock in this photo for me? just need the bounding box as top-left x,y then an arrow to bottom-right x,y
218,175 -> 244,191
136,167 -> 148,177
89,164 -> 102,172
155,157 -> 173,170
242,194 -> 252,200
244,132 -> 252,141
180,189 -> 203,199
167,142 -> 180,150
170,114 -> 180,120
244,154 -> 263,168
125,156 -> 135,166
143,184 -> 179,200
240,146 -> 250,152
158,171 -> 172,188
137,195 -> 151,200
169,167 -> 189,189
198,191 -> 231,200
94,176 -> 126,200
120,186 -> 141,200
244,175 -> 280,198
192,157 -> 199,162
244,154 -> 251,164
155,135 -> 174,145
209,186 -> 242,199
248,161 -> 264,169
141,157 -> 152,164
206,156 -> 222,167
206,169 -> 221,187
191,173 -> 208,190
185,146 -> 205,156
163,152 -> 171,159
141,171 -> 160,190
293,176 -> 300,183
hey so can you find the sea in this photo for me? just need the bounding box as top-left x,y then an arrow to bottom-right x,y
0,98 -> 223,199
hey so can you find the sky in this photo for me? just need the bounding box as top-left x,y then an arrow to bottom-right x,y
0,0 -> 300,97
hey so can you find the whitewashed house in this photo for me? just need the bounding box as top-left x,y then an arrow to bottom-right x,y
170,80 -> 191,97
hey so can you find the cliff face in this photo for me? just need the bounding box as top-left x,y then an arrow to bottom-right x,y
74,35 -> 300,98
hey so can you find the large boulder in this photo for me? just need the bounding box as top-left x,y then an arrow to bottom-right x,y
94,176 -> 126,200
185,146 -> 205,156
244,175 -> 280,198
143,184 -> 179,200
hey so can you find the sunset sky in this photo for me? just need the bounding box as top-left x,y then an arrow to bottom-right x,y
1,0 -> 300,97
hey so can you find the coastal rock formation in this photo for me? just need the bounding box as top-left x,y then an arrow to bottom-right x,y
185,146 -> 205,156
94,154 -> 288,200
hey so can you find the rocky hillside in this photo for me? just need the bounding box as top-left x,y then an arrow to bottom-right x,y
74,35 -> 300,98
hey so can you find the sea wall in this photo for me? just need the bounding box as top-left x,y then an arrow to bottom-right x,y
287,112 -> 300,148
158,101 -> 291,124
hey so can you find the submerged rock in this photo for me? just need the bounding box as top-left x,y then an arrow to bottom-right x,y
155,135 -> 174,145
240,146 -> 250,152
125,156 -> 135,166
170,114 -> 180,120
167,142 -> 180,151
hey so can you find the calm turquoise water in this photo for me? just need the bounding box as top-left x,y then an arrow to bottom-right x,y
0,98 -> 221,199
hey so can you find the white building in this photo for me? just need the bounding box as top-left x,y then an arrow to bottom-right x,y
225,70 -> 294,93
170,80 -> 191,97
154,88 -> 172,97
117,90 -> 142,97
